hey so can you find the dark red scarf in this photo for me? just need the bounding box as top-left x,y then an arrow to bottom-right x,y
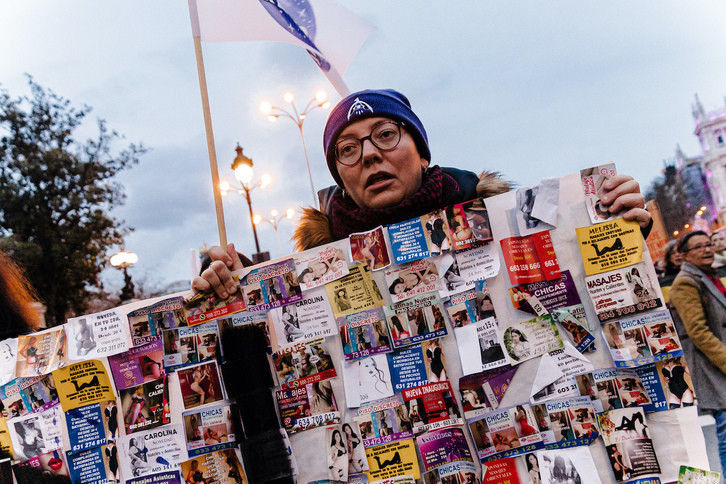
329,166 -> 461,240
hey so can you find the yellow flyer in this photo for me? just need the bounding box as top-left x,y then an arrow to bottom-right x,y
365,438 -> 420,481
0,415 -> 13,459
52,360 -> 115,411
576,218 -> 642,276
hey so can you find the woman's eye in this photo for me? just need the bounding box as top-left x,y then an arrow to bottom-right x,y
376,128 -> 396,140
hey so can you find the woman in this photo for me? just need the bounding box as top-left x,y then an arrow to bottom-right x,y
343,423 -> 366,472
105,442 -> 119,483
389,315 -> 410,341
425,210 -> 450,254
125,386 -> 147,427
190,366 -> 207,406
607,445 -> 632,481
334,289 -> 352,313
185,459 -> 208,484
526,453 -> 541,484
660,358 -> 695,409
508,328 -> 530,361
447,205 -> 473,242
105,400 -> 119,440
360,357 -> 390,399
226,455 -> 243,484
514,405 -> 537,436
658,240 -> 683,287
328,429 -> 348,480
193,89 -> 650,297
360,233 -> 380,269
426,339 -> 446,382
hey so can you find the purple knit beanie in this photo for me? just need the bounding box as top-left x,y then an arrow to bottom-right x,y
323,89 -> 430,188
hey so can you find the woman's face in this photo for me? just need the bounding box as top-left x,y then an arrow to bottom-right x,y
337,117 -> 428,210
682,234 -> 714,269
713,232 -> 726,252
301,271 -> 314,283
0,343 -> 12,361
669,249 -> 683,266
393,281 -> 406,294
363,358 -> 377,376
512,331 -> 522,343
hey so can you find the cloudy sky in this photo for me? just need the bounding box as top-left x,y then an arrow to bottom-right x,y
2,1 -> 726,291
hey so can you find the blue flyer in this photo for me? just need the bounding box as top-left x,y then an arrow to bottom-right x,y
67,447 -> 107,484
387,217 -> 430,264
127,471 -> 183,484
66,402 -> 107,453
388,345 -> 428,392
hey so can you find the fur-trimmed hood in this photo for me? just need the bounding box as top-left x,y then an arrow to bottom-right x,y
292,169 -> 511,251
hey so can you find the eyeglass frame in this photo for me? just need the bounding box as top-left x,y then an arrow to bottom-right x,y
334,121 -> 406,167
682,242 -> 714,253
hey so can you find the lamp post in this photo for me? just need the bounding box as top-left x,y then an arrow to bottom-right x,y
260,91 -> 331,209
254,208 -> 296,257
221,144 -> 271,259
110,249 -> 138,301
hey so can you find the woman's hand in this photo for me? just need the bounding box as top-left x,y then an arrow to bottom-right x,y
191,243 -> 244,298
598,174 -> 652,228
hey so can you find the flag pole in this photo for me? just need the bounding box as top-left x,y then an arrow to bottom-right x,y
188,0 -> 228,249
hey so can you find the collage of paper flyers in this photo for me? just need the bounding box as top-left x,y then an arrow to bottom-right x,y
0,164 -> 713,484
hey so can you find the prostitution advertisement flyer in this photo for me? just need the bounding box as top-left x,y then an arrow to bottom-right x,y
580,163 -> 619,224
162,321 -> 219,372
536,446 -> 602,484
52,359 -> 114,411
67,306 -> 130,358
456,243 -> 501,281
8,405 -> 64,461
482,457 -> 518,484
422,460 -> 479,484
15,327 -> 66,378
183,277 -> 246,326
118,424 -> 186,478
602,310 -> 683,367
387,215 -> 444,265
349,226 -> 391,271
651,357 -> 696,411
448,198 -> 494,249
584,262 -> 663,323
401,381 -> 462,432
179,447 -> 245,484
576,368 -> 651,412
342,354 -> 394,407
514,183 -> 558,236
353,394 -> 414,448
364,439 -> 420,481
385,294 -> 448,349
456,317 -> 508,375
272,337 -> 336,389
178,361 -> 224,410
530,344 -> 594,403
416,427 -> 473,472
499,231 -> 561,285
276,379 -> 340,434
439,253 -> 475,299
126,470 -> 183,484
295,241 -> 349,291
385,258 -> 442,304
183,403 -> 238,455
576,217 -> 643,276
325,264 -> 385,319
0,338 -> 18,385
551,307 -> 595,354
387,340 -> 446,392
66,446 -> 107,483
269,288 -> 337,347
508,270 -> 581,315
65,400 -> 114,453
119,376 -> 169,434
678,465 -> 721,484
13,449 -> 70,480
239,258 -> 303,312
128,296 -> 186,344
531,396 -> 599,448
445,289 -> 479,329
108,336 -> 165,390
501,315 -> 563,365
597,407 -> 661,482
0,373 -> 58,418
338,307 -> 393,361
467,403 -> 544,462
459,365 -> 518,419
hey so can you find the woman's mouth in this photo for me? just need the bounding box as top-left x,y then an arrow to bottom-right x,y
48,457 -> 63,470
365,172 -> 394,189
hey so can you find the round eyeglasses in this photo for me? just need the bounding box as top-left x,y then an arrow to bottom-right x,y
334,121 -> 405,166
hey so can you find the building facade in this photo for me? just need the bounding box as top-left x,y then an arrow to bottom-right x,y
692,94 -> 726,223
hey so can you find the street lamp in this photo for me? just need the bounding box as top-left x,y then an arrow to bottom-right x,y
254,208 -> 296,257
110,249 -> 138,301
221,144 -> 271,257
260,90 -> 331,209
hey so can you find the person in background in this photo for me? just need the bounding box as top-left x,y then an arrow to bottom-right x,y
0,251 -> 70,484
658,240 -> 683,290
670,230 -> 726,472
711,231 -> 726,269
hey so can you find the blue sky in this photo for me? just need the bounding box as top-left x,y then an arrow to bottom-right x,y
2,1 -> 726,291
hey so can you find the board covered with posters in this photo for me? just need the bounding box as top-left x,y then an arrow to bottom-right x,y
0,168 -> 713,484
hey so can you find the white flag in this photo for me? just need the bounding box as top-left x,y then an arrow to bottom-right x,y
190,0 -> 376,95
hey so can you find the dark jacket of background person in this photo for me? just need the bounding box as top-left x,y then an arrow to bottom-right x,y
670,260 -> 726,410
